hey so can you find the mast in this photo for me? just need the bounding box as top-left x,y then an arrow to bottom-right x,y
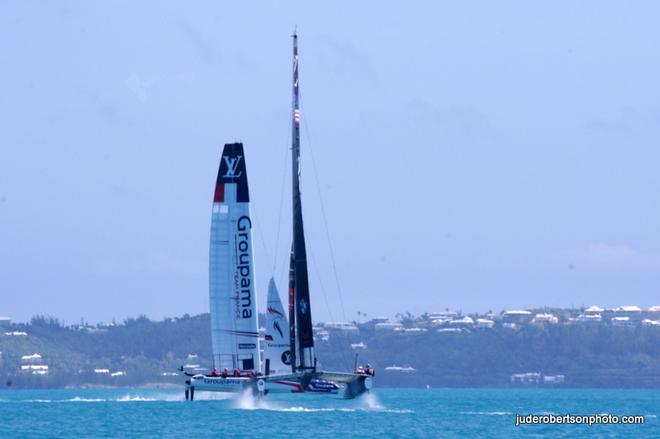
288,32 -> 316,372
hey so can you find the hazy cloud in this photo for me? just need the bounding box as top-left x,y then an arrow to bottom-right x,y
557,243 -> 660,268
92,252 -> 205,277
125,74 -> 155,102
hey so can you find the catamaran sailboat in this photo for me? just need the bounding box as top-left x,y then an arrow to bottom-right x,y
183,33 -> 373,400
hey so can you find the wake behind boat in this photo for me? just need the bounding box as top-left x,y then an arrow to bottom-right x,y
183,32 -> 373,400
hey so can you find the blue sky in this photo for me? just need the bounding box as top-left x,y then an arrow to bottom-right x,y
1,1 -> 659,323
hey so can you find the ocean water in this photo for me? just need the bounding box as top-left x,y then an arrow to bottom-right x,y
1,387 -> 658,438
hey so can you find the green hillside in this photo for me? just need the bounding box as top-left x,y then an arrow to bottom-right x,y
3,314 -> 660,388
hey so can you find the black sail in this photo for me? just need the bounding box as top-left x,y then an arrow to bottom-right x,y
287,244 -> 297,372
289,32 -> 315,371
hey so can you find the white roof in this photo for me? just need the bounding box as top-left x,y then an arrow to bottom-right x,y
612,316 -> 630,321
429,311 -> 457,317
374,322 -> 403,327
324,322 -> 359,330
617,305 -> 642,312
649,306 -> 660,312
21,353 -> 42,361
504,310 -> 532,315
578,313 -> 602,320
384,365 -> 416,372
21,365 -> 48,370
585,305 -> 604,312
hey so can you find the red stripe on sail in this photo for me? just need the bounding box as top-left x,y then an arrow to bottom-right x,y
267,306 -> 285,317
213,183 -> 224,202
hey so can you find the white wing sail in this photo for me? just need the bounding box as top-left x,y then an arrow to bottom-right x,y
263,278 -> 292,375
209,142 -> 260,372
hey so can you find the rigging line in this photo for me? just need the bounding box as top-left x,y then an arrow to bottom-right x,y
307,242 -> 335,324
278,228 -> 292,298
272,117 -> 292,276
251,207 -> 271,271
298,92 -> 348,323
308,242 -> 352,369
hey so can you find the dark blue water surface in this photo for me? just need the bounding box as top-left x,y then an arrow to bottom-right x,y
1,388 -> 657,438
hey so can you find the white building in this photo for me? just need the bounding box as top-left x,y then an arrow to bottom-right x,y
374,322 -> 403,331
475,318 -> 495,329
324,322 -> 359,333
543,375 -> 565,384
503,310 -> 533,324
21,364 -> 48,375
429,311 -> 458,321
533,313 -> 559,324
576,313 -> 602,324
584,306 -> 604,315
367,317 -> 390,324
511,372 -> 541,384
611,316 -> 634,327
449,316 -> 474,327
437,327 -> 462,333
615,306 -> 643,321
401,327 -> 427,334
21,353 -> 42,364
313,329 -> 330,341
384,365 -> 416,373
430,318 -> 453,327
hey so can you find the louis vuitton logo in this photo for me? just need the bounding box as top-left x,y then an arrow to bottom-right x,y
223,156 -> 243,178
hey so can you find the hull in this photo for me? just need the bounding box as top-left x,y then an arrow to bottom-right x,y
265,379 -> 304,393
188,375 -> 253,393
185,375 -> 306,396
264,371 -> 371,399
307,378 -> 340,394
184,371 -> 370,399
